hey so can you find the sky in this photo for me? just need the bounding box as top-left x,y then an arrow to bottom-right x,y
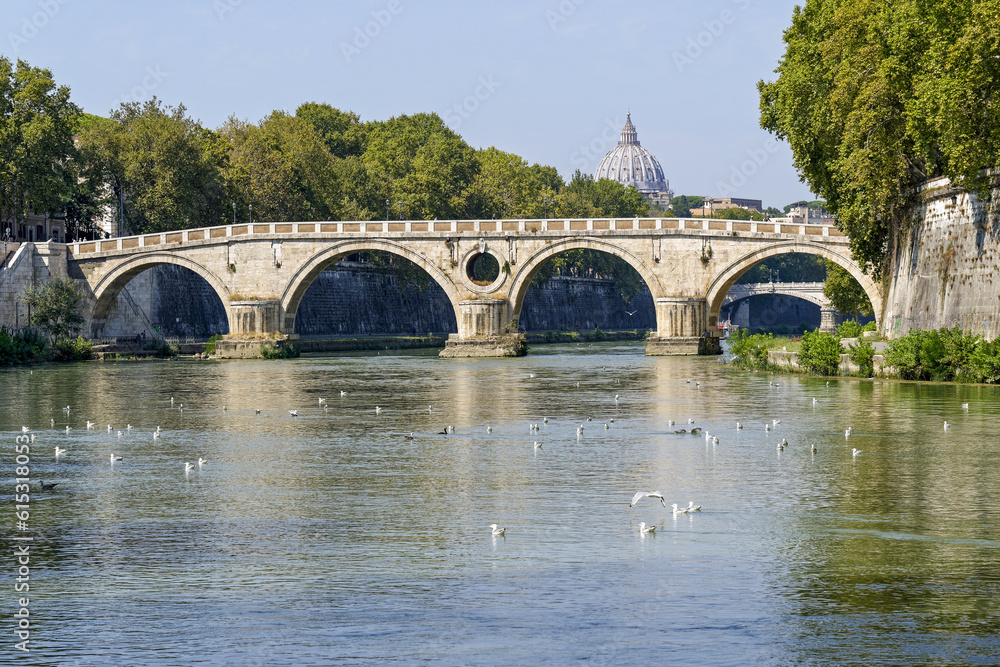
2,0 -> 816,210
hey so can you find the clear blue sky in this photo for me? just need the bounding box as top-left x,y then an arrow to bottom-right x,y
2,0 -> 816,210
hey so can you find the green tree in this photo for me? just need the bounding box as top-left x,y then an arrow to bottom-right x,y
295,102 -> 365,158
78,99 -> 228,234
797,329 -> 844,376
760,0 -> 1000,278
462,147 -> 543,219
20,278 -> 85,341
823,261 -> 873,318
712,206 -> 765,221
0,57 -> 81,234
736,253 -> 827,284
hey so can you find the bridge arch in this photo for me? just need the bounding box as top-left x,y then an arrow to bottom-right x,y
508,237 -> 664,326
706,241 -> 881,326
88,253 -> 231,337
281,239 -> 462,333
721,283 -> 830,309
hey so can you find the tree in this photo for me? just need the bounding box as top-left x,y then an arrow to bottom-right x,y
462,147 -> 543,219
0,57 -> 81,234
823,261 -> 873,318
736,253 -> 827,284
712,207 -> 765,222
78,99 -> 228,234
759,0 -> 1000,278
20,278 -> 85,340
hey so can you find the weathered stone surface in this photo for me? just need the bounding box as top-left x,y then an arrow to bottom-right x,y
883,177 -> 1000,340
34,218 -> 873,357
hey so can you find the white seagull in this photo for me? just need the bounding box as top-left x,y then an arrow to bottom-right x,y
490,524 -> 506,537
318,397 -> 326,405
630,491 -> 666,508
110,454 -> 122,464
639,522 -> 656,534
184,461 -> 194,472
671,503 -> 689,515
54,447 -> 66,457
340,390 -> 347,397
375,406 -> 382,415
198,458 -> 207,466
289,410 -> 299,417
685,502 -> 702,512
852,448 -> 861,458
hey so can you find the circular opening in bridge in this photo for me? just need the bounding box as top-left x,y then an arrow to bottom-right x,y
466,252 -> 500,286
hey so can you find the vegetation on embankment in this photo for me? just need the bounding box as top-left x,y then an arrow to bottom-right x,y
728,322 -> 1000,384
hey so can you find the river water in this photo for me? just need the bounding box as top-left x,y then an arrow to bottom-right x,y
3,341 -> 999,666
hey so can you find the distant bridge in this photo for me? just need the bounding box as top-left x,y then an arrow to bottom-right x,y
722,281 -> 829,308
62,217 -> 880,356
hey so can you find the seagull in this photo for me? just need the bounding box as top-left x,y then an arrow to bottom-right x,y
404,433 -> 415,440
63,406 -> 70,412
289,410 -> 298,417
110,454 -> 122,464
943,421 -> 949,430
486,426 -> 492,433
86,421 -> 95,429
577,425 -> 584,436
50,418 -> 55,426
54,447 -> 66,457
811,444 -> 817,453
107,424 -> 112,432
630,491 -> 666,508
609,418 -> 614,423
490,524 -> 506,536
736,422 -> 742,430
687,418 -> 695,424
668,420 -> 675,426
777,441 -> 785,451
116,431 -> 123,438
615,394 -> 620,402
543,417 -> 549,424
712,436 -> 719,446
198,458 -> 207,466
685,502 -> 702,512
65,425 -> 71,433
126,424 -> 132,430
170,397 -> 174,404
626,309 -> 637,316
639,522 -> 656,534
961,403 -> 969,410
845,427 -> 852,438
765,424 -> 772,432
813,398 -> 818,404
773,419 -> 781,426
255,409 -> 261,414
375,406 -> 382,415
438,427 -> 449,434
852,448 -> 861,458
671,503 -> 689,515
340,390 -> 347,397
689,427 -> 702,435
673,429 -> 687,434
223,405 -> 227,412
604,423 -> 610,430
780,438 -> 788,447
534,441 -> 542,450
184,461 -> 194,472
318,397 -> 326,405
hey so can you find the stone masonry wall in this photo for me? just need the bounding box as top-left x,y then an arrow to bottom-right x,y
882,176 -> 1000,340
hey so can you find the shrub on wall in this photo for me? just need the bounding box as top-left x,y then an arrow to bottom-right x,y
729,329 -> 773,370
797,330 -> 844,376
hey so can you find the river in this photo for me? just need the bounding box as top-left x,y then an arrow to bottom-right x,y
3,341 -> 999,665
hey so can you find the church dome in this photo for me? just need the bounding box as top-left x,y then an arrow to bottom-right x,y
594,113 -> 670,195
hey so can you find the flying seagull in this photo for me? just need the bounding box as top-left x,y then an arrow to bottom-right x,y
630,491 -> 666,508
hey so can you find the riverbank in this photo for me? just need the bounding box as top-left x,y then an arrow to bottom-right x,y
295,329 -> 650,354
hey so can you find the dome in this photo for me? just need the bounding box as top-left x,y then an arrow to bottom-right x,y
594,113 -> 670,195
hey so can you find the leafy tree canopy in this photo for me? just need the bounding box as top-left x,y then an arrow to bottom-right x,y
823,261 -> 874,317
20,277 -> 85,340
760,0 -> 1000,278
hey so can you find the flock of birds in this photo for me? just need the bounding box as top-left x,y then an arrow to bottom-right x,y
24,382 -> 972,541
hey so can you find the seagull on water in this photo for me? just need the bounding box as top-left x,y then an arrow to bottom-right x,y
490,524 -> 506,536
736,422 -> 742,430
86,421 -> 95,429
543,417 -> 549,424
534,441 -> 542,450
198,458 -> 207,466
852,448 -> 861,458
961,403 -> 969,410
318,397 -> 326,405
845,427 -> 852,438
486,426 -> 492,433
943,421 -> 950,430
110,454 -> 123,464
289,410 -> 299,417
689,427 -> 702,435
340,390 -> 347,397
639,522 -> 656,534
184,461 -> 194,472
375,406 -> 382,415
668,420 -> 675,426
811,444 -> 817,453
255,409 -> 261,414
685,502 -> 702,512
54,447 -> 66,457
671,503 -> 689,515
404,433 -> 415,440
40,481 -> 58,491
630,491 -> 666,508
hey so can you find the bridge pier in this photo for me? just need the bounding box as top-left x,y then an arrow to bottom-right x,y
819,306 -> 841,333
215,300 -> 298,359
646,297 -> 721,356
439,298 -> 526,357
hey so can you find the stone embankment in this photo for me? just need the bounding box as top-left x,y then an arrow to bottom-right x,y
767,333 -> 889,376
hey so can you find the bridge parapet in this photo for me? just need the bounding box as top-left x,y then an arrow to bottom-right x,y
69,218 -> 846,257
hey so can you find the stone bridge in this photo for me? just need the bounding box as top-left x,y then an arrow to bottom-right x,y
721,281 -> 840,331
65,217 -> 881,356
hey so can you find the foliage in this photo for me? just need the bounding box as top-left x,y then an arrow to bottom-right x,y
20,278 -> 85,341
823,262 -> 873,317
847,338 -> 875,377
204,333 -> 224,355
797,330 -> 844,376
883,327 -> 980,382
78,99 -> 228,234
760,1 -> 1000,278
0,57 -> 81,231
710,206 -> 765,221
53,336 -> 93,361
836,319 -> 864,339
669,195 -> 703,217
261,343 -> 300,359
0,327 -> 48,365
728,328 -> 774,370
735,253 -> 827,284
967,338 -> 1000,384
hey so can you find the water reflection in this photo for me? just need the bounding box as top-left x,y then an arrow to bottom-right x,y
2,344 -> 999,664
